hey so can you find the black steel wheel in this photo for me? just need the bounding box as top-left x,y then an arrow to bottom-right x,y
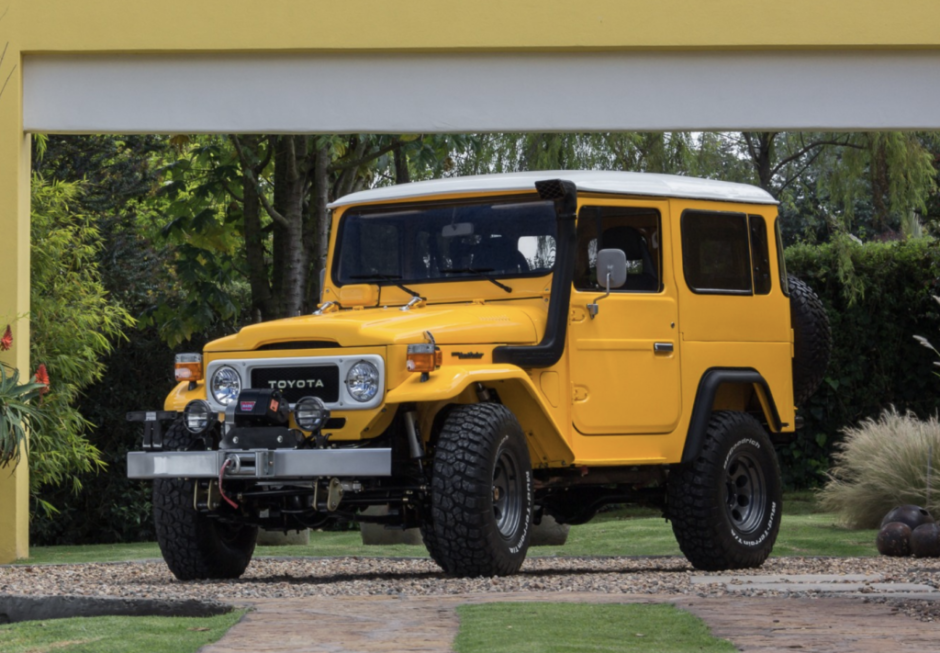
153,419 -> 257,581
423,403 -> 533,577
668,411 -> 782,571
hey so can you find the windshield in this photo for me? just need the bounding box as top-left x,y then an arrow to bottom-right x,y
334,198 -> 557,287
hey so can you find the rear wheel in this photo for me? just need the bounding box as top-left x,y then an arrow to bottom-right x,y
423,403 -> 533,577
153,420 -> 257,580
668,411 -> 782,571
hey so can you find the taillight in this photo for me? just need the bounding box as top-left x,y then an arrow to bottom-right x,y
175,353 -> 204,382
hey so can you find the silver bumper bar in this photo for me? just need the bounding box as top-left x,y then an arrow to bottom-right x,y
127,448 -> 392,480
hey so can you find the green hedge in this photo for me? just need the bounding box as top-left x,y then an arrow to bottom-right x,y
781,239 -> 940,487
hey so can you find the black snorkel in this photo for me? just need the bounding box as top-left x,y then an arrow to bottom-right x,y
493,179 -> 577,368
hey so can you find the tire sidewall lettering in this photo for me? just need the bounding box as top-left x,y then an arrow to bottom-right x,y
723,436 -> 775,549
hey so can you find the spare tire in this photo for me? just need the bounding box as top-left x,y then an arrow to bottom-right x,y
788,275 -> 831,406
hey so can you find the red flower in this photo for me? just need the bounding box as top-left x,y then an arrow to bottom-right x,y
1,325 -> 11,352
34,364 -> 50,396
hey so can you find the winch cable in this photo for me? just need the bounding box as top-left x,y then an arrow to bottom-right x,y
218,458 -> 239,509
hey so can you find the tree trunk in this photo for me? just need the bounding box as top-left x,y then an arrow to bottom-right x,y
394,148 -> 411,184
240,139 -> 275,321
271,136 -> 309,318
743,132 -> 777,192
312,146 -> 331,302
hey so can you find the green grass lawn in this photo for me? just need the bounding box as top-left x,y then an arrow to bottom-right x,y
0,611 -> 243,653
454,603 -> 735,653
19,492 -> 876,565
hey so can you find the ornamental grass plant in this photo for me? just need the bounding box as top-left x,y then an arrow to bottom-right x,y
819,408 -> 940,529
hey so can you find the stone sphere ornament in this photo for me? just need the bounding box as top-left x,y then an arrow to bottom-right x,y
911,523 -> 940,558
880,505 -> 934,531
876,521 -> 912,557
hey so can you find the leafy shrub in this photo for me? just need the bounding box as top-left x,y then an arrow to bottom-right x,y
819,408 -> 940,528
782,238 -> 940,487
30,328 -> 175,544
29,176 -> 134,513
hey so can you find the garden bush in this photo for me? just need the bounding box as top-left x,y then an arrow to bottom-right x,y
782,238 -> 940,487
818,408 -> 940,528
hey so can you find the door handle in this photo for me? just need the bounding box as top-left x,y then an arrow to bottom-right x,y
654,342 -> 674,353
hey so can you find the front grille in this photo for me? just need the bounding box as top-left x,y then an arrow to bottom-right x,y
250,365 -> 340,403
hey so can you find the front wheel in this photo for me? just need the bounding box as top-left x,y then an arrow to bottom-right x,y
667,411 -> 782,571
423,403 -> 533,577
153,420 -> 258,580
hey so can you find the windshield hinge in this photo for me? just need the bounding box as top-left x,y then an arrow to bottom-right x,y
400,295 -> 425,312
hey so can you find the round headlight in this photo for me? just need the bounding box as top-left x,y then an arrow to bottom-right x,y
294,396 -> 330,432
346,360 -> 379,402
183,399 -> 213,434
210,366 -> 242,406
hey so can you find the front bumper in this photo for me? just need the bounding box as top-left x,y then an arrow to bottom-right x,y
126,448 -> 392,480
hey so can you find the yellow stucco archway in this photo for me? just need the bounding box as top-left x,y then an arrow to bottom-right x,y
4,0 -> 940,563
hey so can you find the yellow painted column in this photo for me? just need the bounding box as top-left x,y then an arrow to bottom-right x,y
0,31 -> 31,564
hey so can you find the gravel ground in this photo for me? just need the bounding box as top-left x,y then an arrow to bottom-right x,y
2,555 -> 939,608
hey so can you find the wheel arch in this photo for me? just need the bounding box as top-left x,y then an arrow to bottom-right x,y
387,365 -> 575,467
681,367 -> 782,464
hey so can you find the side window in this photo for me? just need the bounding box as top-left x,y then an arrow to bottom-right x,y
749,214 -> 772,295
775,219 -> 790,296
574,206 -> 662,293
681,211 -> 752,294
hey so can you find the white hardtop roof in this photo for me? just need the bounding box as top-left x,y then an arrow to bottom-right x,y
328,170 -> 777,209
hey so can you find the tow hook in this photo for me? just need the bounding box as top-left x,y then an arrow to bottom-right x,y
326,477 -> 344,511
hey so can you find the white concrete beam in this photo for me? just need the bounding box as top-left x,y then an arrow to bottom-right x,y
22,51 -> 940,134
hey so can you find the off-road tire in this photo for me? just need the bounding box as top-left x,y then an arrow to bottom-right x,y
153,420 -> 257,580
789,275 -> 831,406
423,403 -> 533,577
668,411 -> 782,571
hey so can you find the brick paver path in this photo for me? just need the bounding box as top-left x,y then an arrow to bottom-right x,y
201,592 -> 940,653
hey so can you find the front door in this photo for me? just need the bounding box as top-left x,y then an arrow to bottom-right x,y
568,201 -> 681,435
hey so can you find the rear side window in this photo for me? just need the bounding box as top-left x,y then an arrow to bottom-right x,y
749,214 -> 772,295
775,219 -> 790,296
681,211 -> 752,294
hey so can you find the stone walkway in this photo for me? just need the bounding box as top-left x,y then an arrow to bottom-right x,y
202,587 -> 940,653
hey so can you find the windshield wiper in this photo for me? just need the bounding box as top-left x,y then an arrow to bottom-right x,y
439,268 -> 512,294
395,283 -> 424,299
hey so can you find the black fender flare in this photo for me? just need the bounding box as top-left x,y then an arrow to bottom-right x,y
680,368 -> 782,464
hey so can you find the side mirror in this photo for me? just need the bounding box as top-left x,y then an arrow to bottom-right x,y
596,249 -> 627,289
588,249 -> 627,319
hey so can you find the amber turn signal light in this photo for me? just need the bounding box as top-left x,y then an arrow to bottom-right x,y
406,343 -> 442,373
175,353 -> 204,382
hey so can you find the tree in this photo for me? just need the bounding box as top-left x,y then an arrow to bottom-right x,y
143,133 -> 468,344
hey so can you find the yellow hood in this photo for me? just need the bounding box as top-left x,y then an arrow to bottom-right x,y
204,303 -> 545,352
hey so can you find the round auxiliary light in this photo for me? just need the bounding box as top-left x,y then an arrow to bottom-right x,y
346,360 -> 379,402
183,399 -> 213,434
294,396 -> 330,432
210,366 -> 242,406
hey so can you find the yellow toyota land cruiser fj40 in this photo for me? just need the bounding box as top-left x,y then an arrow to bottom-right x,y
127,171 -> 830,580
